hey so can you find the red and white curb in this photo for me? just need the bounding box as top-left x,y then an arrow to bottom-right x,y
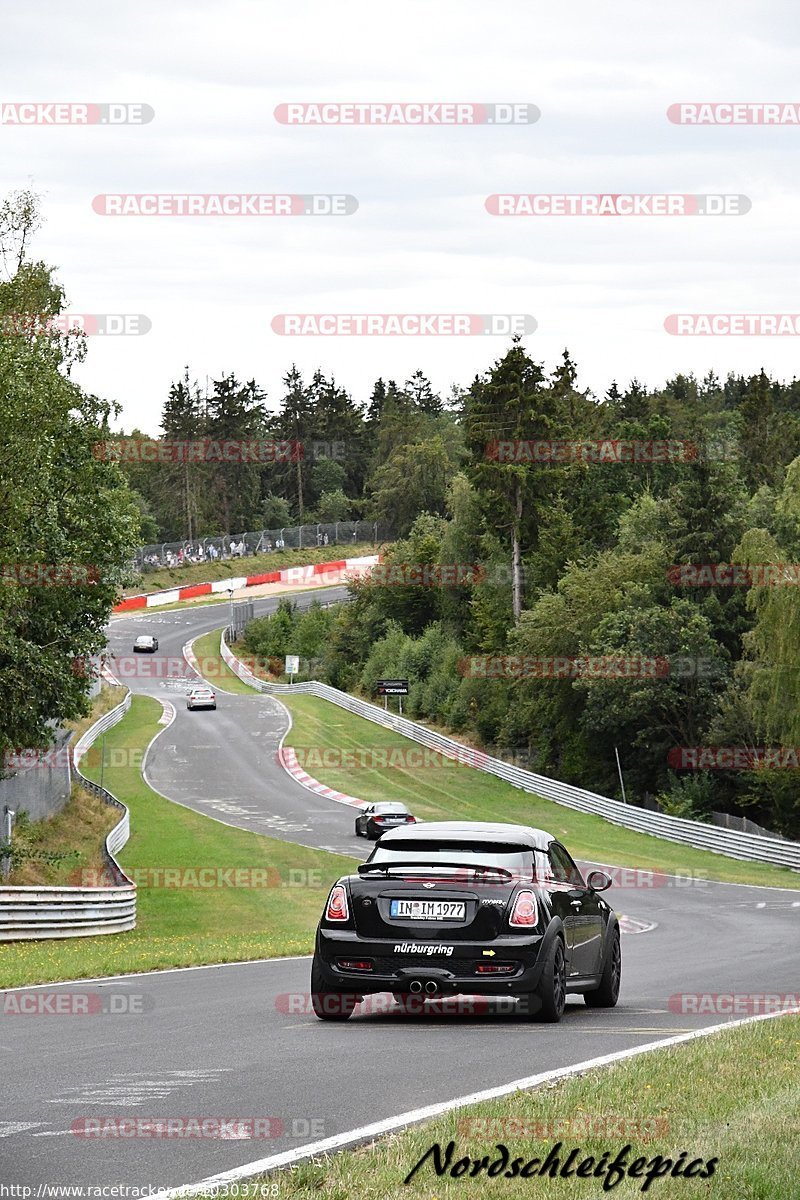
114,555 -> 379,613
276,746 -> 366,810
617,914 -> 658,935
183,638 -> 201,677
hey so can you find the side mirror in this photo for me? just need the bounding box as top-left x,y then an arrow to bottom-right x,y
587,870 -> 613,892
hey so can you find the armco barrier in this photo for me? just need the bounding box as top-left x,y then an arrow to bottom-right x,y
220,630 -> 800,872
0,693 -> 136,942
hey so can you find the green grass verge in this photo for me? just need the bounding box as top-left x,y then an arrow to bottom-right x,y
0,694 -> 356,988
125,542 -> 380,596
192,627 -> 260,693
280,694 -> 800,889
255,1012 -> 800,1199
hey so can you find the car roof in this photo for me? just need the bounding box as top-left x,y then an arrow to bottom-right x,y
189,684 -> 214,691
377,820 -> 555,851
372,802 -> 409,812
135,635 -> 152,640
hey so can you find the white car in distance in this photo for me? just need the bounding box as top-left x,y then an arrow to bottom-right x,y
133,634 -> 158,653
187,685 -> 216,711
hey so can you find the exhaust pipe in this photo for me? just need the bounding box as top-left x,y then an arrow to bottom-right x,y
424,980 -> 438,995
409,980 -> 422,993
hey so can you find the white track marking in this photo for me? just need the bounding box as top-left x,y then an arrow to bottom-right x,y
0,1122 -> 45,1137
47,1069 -> 231,1108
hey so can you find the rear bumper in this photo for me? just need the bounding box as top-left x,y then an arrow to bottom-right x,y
316,928 -> 548,995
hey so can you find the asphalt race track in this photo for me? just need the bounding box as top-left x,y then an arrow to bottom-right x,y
2,589 -> 799,1190
115,588 -> 360,857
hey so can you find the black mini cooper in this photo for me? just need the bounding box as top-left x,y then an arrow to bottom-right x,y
311,821 -> 620,1023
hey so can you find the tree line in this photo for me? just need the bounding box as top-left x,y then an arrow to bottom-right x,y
243,342 -> 800,838
120,367 -> 463,543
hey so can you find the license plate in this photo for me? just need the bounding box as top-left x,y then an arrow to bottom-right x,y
389,899 -> 466,921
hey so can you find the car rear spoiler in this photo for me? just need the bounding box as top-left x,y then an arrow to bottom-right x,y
357,860 -> 515,879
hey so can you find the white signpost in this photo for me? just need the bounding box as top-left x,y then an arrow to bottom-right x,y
285,654 -> 300,682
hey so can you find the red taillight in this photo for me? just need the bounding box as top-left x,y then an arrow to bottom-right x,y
509,890 -> 538,928
326,884 -> 349,922
405,816 -> 416,823
338,959 -> 373,972
475,963 -> 516,975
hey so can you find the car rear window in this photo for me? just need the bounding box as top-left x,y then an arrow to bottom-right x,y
368,841 -> 534,879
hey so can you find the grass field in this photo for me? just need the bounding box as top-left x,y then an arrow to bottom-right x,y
192,627 -> 261,693
125,541 -> 380,596
0,694 -> 356,988
264,1011 -> 800,1199
280,694 -> 800,889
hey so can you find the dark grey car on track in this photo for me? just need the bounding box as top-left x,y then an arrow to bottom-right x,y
312,821 -> 621,1024
354,801 -> 417,840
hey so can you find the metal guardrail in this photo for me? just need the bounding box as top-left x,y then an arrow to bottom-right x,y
0,693 -> 137,942
220,630 -> 800,871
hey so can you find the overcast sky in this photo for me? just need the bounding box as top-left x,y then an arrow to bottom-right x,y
4,0 -> 800,432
